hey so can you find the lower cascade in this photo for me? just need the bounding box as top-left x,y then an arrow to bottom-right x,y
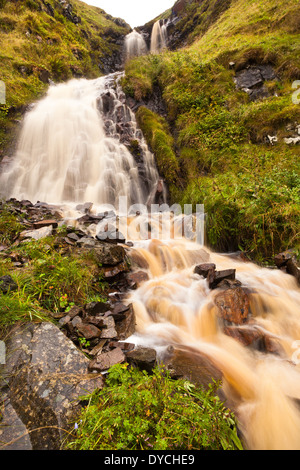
1,71 -> 300,451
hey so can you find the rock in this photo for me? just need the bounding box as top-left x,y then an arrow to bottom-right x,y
96,230 -> 126,244
76,202 -> 93,213
85,301 -> 111,316
235,67 -> 264,90
114,303 -> 136,340
76,214 -> 104,224
76,323 -> 102,340
125,346 -> 157,373
108,341 -> 135,352
33,219 -> 58,229
223,325 -> 263,348
126,270 -> 149,289
111,302 -> 131,321
0,322 -> 103,450
274,250 -> 296,268
76,236 -> 97,247
274,250 -> 300,285
103,262 -> 129,279
194,263 -> 216,278
286,258 -> 300,286
214,286 -> 250,324
162,345 -> 222,390
234,64 -> 277,101
20,225 -> 53,240
0,275 -> 18,294
224,325 -> 285,356
284,137 -> 300,145
88,243 -> 126,266
208,268 -> 236,289
88,347 -> 125,372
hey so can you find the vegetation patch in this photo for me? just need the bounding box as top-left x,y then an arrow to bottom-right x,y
66,363 -> 243,450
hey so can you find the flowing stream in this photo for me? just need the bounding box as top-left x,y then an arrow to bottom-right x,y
1,68 -> 300,450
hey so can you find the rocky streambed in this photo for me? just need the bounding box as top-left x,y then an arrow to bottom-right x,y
0,198 -> 299,450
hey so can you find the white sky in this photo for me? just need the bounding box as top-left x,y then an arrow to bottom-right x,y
83,0 -> 175,27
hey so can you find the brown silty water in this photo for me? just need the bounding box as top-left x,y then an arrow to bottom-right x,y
126,233 -> 300,450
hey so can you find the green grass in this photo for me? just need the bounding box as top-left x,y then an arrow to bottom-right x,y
66,363 -> 243,450
122,0 -> 300,259
0,0 -> 130,152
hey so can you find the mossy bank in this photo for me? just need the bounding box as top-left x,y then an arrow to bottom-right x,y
122,0 -> 300,261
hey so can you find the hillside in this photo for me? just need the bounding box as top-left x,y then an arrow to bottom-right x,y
123,0 -> 300,260
0,0 -> 130,154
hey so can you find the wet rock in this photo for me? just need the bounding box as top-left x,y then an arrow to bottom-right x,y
96,230 -> 126,244
162,345 -> 222,390
75,202 -> 93,213
214,286 -> 250,324
76,214 -> 104,225
274,250 -> 300,285
125,346 -> 157,373
208,268 -> 236,290
224,325 -> 285,356
126,270 -> 149,289
223,325 -> 263,348
194,263 -> 216,278
286,258 -> 300,285
114,303 -> 136,340
88,347 -> 125,372
0,322 -> 103,450
0,275 -> 18,294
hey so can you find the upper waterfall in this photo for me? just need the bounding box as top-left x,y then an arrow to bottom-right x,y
0,72 -> 164,209
124,30 -> 148,61
150,20 -> 168,53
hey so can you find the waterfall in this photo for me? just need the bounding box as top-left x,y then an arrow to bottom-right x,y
124,30 -> 148,61
150,20 -> 168,53
1,65 -> 300,451
0,72 -> 163,209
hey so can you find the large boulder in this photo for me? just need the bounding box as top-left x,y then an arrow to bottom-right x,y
0,322 -> 103,450
214,285 -> 250,324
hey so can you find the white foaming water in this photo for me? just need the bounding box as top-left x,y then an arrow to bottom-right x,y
124,30 -> 148,61
0,72 -> 160,208
150,20 -> 168,53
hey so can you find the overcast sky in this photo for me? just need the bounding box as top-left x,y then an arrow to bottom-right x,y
83,0 -> 175,27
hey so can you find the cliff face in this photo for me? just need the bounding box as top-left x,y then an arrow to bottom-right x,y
0,0 -> 131,154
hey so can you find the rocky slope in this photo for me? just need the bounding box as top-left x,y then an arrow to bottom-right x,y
0,0 -> 131,155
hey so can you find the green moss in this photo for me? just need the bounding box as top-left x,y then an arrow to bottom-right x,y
136,106 -> 180,187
